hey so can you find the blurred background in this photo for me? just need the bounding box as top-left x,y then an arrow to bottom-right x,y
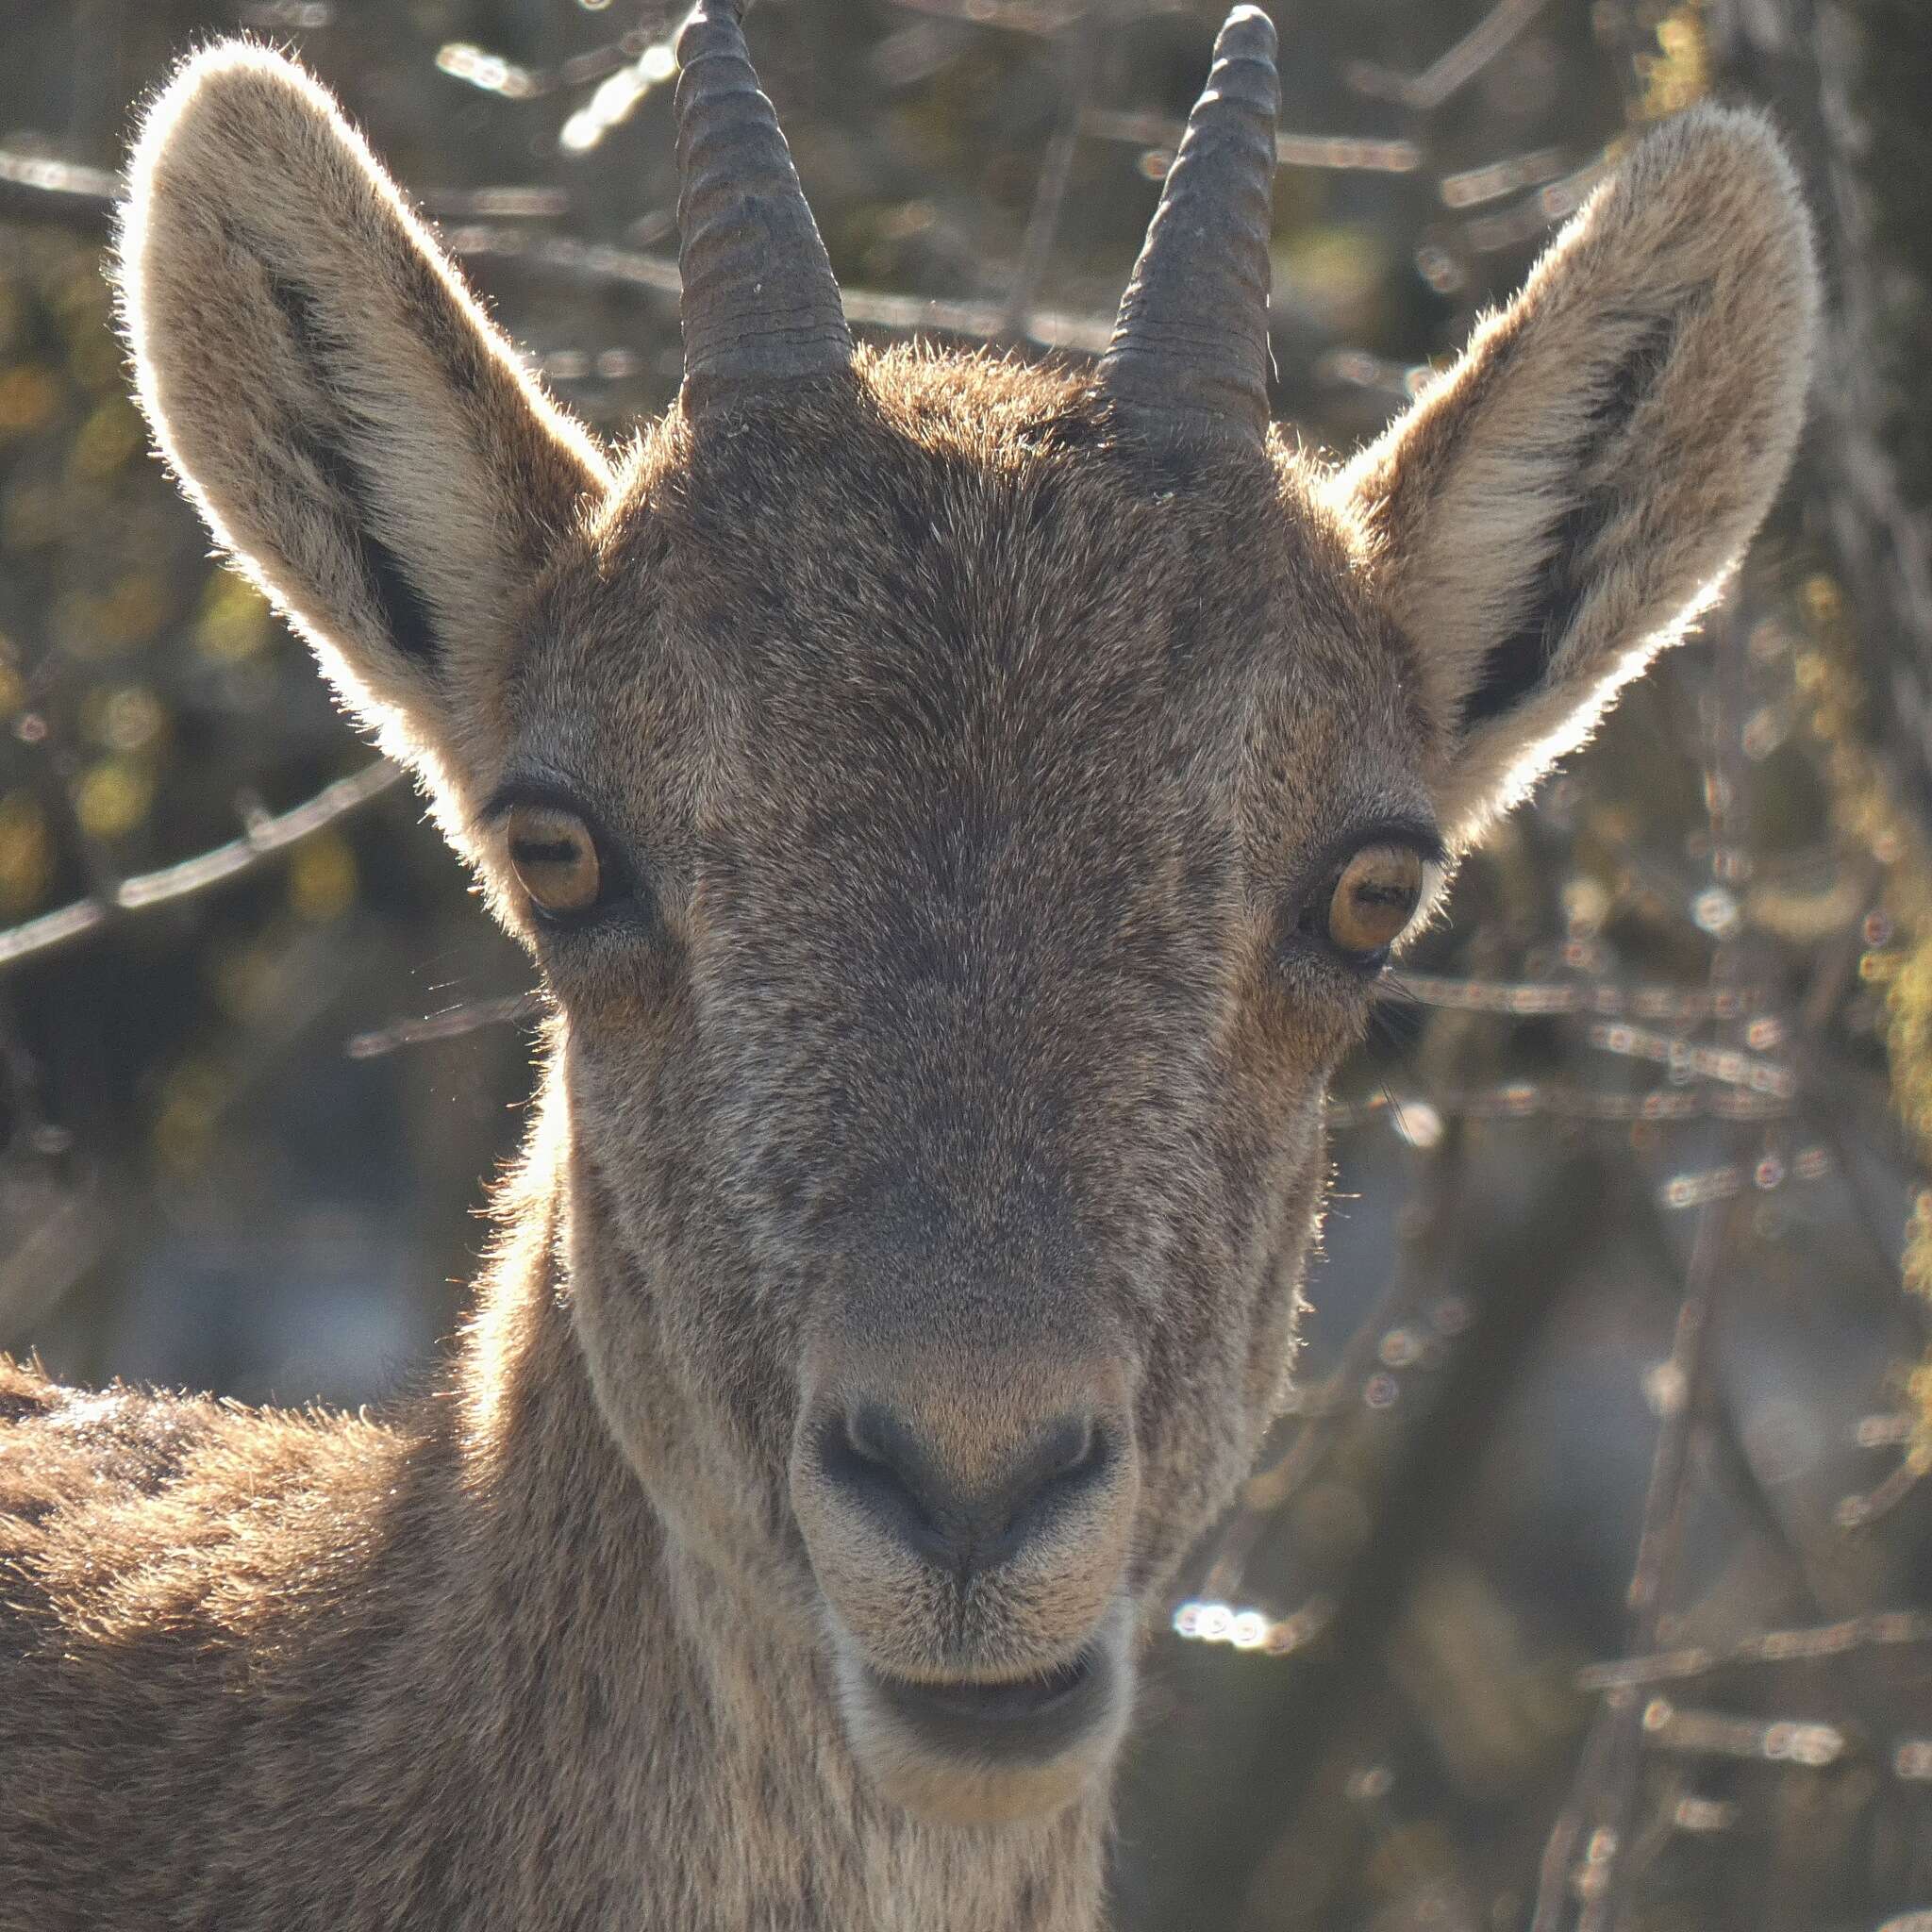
1,0 -> 1929,1925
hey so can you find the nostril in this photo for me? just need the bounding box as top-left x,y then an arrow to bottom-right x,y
815,1405 -> 950,1563
996,1417 -> 1116,1557
809,1401 -> 1124,1580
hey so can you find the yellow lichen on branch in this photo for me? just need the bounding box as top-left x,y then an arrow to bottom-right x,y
1792,572 -> 1932,1460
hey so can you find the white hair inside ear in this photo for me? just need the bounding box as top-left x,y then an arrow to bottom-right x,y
116,42 -> 610,801
1330,105 -> 1817,844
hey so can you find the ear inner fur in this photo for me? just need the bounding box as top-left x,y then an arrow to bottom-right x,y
1457,306 -> 1686,729
115,42 -> 610,761
253,246 -> 445,666
1331,105 -> 1818,841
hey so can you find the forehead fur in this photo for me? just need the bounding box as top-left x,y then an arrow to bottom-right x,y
510,343 -> 1429,883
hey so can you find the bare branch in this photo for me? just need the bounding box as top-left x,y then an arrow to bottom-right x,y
0,1172 -> 105,1337
1327,1083 -> 1794,1131
0,761 -> 406,973
1529,1198 -> 1741,1931
1835,1447 -> 1932,1529
442,223 -> 1121,355
887,0 -> 1092,39
345,991 -> 546,1061
1079,108 -> 1422,175
1531,600 -> 1773,1932
1578,1611 -> 1932,1692
1384,972 -> 1769,1021
1343,0 -> 1550,114
998,12 -> 1094,343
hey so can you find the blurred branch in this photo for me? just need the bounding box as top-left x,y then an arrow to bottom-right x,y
1188,1151 -> 1610,1927
998,10 -> 1094,342
1837,1448 -> 1932,1529
887,0 -> 1094,38
1343,0 -> 1549,113
0,1172 -> 103,1336
0,150 -> 575,228
1578,1610 -> 1932,1693
345,990 -> 545,1060
433,30 -> 655,102
0,146 -> 117,219
1193,1139 -> 1469,1605
0,760 -> 404,973
1637,1702 -> 1848,1768
1386,970 -> 1768,1022
1329,1083 -> 1792,1131
444,223 -> 1122,354
1079,109 -> 1423,175
1531,595 -> 1803,1932
1772,2 -> 1932,813
1558,1193 -> 1743,1932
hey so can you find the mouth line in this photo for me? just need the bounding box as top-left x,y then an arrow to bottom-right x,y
858,1639 -> 1117,1767
873,1647 -> 1097,1724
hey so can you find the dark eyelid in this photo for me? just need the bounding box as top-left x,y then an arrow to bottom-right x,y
1346,817 -> 1445,867
1288,815 -> 1443,913
475,773 -> 602,835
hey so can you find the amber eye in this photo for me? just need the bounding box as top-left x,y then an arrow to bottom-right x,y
1324,843 -> 1426,960
506,803 -> 603,920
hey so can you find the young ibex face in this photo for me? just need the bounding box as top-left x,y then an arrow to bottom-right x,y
119,4 -> 1815,1833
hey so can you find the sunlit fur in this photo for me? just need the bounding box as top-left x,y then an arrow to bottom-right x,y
0,39 -> 1815,1931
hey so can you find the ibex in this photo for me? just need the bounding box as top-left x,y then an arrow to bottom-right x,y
0,3 -> 1815,1924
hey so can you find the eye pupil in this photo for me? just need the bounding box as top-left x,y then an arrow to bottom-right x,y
505,804 -> 602,918
1325,843 -> 1425,959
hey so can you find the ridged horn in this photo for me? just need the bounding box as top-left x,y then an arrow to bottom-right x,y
1095,5 -> 1279,450
674,0 -> 853,412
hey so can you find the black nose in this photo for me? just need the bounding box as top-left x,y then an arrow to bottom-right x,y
815,1400 -> 1114,1581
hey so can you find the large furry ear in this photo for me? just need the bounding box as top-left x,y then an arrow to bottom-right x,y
1332,106 -> 1817,842
117,42 -> 610,788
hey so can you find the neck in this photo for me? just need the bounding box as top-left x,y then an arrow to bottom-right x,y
441,1080 -> 1115,1931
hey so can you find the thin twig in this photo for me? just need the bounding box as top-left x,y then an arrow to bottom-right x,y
997,11 -> 1094,343
1327,1082 -> 1792,1129
1343,0 -> 1550,113
345,991 -> 546,1060
1576,1195 -> 1742,1932
1194,1129 -> 1470,1602
1530,601 -> 1768,1932
0,761 -> 405,972
1384,972 -> 1767,1022
1836,1448 -> 1932,1529
0,1171 -> 103,1336
1531,1707 -> 1618,1932
887,0 -> 1093,38
1577,1611 -> 1932,1692
441,223 -> 1122,354
1079,108 -> 1423,175
1528,1198 -> 1741,1930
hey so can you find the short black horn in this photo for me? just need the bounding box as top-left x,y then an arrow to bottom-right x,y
674,0 -> 853,412
1095,5 -> 1279,450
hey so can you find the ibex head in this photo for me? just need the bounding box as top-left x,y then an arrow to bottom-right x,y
119,5 -> 1815,1829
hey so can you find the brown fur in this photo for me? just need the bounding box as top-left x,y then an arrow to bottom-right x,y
0,40 -> 1816,1931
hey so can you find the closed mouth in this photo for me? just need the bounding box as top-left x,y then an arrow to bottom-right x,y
862,1642 -> 1110,1764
